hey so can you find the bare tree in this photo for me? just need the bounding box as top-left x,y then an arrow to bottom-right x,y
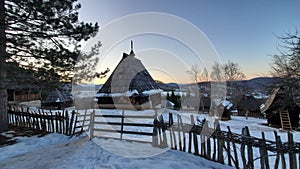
202,67 -> 209,83
223,60 -> 245,96
272,31 -> 300,106
187,64 -> 202,83
224,60 -> 245,81
210,62 -> 225,82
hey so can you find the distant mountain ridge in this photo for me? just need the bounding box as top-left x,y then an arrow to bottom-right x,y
157,77 -> 280,92
234,77 -> 280,91
89,77 -> 280,92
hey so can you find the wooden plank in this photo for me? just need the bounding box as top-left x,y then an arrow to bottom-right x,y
65,110 -> 69,135
179,115 -> 186,152
288,132 -> 297,169
227,126 -> 239,169
274,131 -> 280,169
177,114 -> 182,151
95,114 -> 155,119
245,126 -> 254,169
93,121 -> 153,127
217,125 -> 224,164
120,110 -> 125,140
226,133 -> 231,166
89,110 -> 95,139
191,115 -> 199,156
261,132 -> 270,169
68,110 -> 75,135
50,111 -> 55,133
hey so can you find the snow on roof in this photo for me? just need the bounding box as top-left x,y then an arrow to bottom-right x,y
142,89 -> 162,95
97,89 -> 162,97
220,100 -> 233,110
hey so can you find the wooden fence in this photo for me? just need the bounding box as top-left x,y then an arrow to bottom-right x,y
153,113 -> 300,169
8,106 -> 80,136
7,107 -> 300,169
89,110 -> 156,143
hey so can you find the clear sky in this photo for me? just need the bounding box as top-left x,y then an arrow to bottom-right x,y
77,0 -> 300,84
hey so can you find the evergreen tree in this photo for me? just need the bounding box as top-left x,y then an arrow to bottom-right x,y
0,0 -> 99,131
167,90 -> 181,109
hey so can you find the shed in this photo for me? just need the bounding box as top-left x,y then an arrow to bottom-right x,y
261,86 -> 300,129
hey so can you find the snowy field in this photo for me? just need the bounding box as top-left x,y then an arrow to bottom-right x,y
1,108 -> 300,168
0,133 -> 233,169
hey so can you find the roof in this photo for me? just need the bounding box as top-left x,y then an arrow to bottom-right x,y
43,89 -> 72,104
97,43 -> 160,97
261,86 -> 300,113
236,95 -> 261,111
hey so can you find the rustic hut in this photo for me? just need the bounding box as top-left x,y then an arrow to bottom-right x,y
236,95 -> 261,116
41,89 -> 73,109
7,84 -> 40,102
6,62 -> 41,103
261,86 -> 300,129
96,41 -> 161,110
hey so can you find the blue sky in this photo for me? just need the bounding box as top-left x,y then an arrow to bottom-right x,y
78,0 -> 300,84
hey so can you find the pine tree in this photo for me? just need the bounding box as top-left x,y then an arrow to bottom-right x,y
0,0 -> 99,131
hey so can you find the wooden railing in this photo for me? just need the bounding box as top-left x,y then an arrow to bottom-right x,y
89,110 -> 156,143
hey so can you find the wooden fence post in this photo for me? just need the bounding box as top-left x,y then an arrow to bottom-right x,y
179,115 -> 186,152
177,114 -> 182,151
68,110 -> 75,135
241,127 -> 247,168
65,110 -> 69,135
288,132 -> 297,169
227,126 -> 239,169
152,118 -> 158,147
89,110 -> 95,139
216,124 -> 224,164
191,115 -> 199,156
120,110 -> 125,140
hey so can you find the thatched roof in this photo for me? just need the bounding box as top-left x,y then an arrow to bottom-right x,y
97,43 -> 161,97
260,86 -> 299,113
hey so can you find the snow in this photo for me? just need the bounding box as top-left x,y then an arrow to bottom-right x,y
2,108 -> 300,168
142,89 -> 163,95
220,100 -> 233,109
96,89 -> 162,97
0,133 -> 232,169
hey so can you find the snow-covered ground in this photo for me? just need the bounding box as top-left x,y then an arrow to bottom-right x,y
2,108 -> 299,168
0,133 -> 233,169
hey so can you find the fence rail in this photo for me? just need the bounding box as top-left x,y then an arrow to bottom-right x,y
89,110 -> 156,143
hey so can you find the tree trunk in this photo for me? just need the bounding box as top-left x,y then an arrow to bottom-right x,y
0,0 -> 8,132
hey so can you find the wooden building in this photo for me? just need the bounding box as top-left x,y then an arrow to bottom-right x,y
7,84 -> 40,102
96,41 -> 161,110
6,62 -> 41,103
261,87 -> 300,130
41,89 -> 73,109
236,95 -> 261,116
